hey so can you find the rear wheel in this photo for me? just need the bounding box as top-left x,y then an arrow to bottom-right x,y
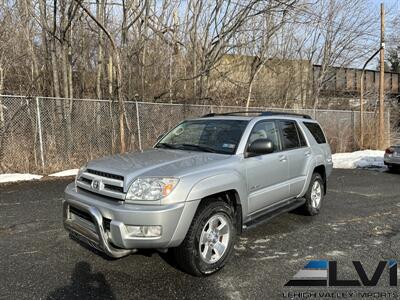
301,173 -> 324,216
173,200 -> 236,276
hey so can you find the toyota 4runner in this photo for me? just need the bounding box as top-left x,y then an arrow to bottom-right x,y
63,111 -> 333,276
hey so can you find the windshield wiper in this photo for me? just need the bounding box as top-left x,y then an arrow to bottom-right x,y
179,143 -> 228,154
155,143 -> 180,149
157,142 -> 231,154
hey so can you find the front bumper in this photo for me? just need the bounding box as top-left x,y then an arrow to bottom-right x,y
63,200 -> 134,258
63,183 -> 199,258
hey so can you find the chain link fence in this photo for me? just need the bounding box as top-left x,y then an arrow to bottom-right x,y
0,95 -> 391,174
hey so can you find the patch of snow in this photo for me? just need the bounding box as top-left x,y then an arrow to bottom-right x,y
0,173 -> 43,183
49,169 -> 79,177
234,245 -> 246,251
326,250 -> 346,257
332,150 -> 385,169
254,238 -> 270,244
257,255 -> 280,260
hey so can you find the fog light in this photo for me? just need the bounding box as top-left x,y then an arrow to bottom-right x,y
128,225 -> 162,237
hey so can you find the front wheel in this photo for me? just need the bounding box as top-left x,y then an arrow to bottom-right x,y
173,200 -> 236,276
301,173 -> 324,216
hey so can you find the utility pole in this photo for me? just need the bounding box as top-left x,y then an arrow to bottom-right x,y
379,2 -> 385,149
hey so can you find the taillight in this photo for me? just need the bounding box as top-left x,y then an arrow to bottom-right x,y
385,147 -> 394,154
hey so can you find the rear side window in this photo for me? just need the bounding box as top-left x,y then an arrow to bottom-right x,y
303,122 -> 327,144
279,120 -> 303,150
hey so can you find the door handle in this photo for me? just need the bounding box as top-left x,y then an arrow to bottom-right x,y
279,155 -> 287,162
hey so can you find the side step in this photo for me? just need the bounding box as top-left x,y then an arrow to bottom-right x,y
243,198 -> 306,230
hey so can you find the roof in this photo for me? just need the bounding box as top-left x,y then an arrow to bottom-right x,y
196,115 -> 254,121
201,111 -> 313,120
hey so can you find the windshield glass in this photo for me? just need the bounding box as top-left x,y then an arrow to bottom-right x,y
155,119 -> 249,154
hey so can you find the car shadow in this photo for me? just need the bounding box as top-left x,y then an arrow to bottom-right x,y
47,261 -> 116,300
70,233 -> 182,272
69,233 -> 115,261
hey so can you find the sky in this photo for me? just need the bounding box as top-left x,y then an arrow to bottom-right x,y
354,0 -> 399,69
368,0 -> 399,41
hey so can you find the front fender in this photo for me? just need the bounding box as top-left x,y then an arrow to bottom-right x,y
167,171 -> 248,247
186,171 -> 248,217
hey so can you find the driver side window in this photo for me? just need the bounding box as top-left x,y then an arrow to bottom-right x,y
248,121 -> 280,153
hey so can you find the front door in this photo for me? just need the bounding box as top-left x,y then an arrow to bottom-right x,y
244,120 -> 290,214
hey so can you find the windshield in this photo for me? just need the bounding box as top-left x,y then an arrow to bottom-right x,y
155,119 -> 249,154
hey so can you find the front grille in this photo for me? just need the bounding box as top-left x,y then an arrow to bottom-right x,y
76,169 -> 125,200
79,177 -> 92,185
86,169 -> 124,181
77,187 -> 121,201
70,206 -> 93,223
104,184 -> 123,193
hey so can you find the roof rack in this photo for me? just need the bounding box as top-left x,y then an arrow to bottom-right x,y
202,111 -> 312,119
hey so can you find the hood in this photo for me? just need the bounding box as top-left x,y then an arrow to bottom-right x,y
86,148 -> 230,183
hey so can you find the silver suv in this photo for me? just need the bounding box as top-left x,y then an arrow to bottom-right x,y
63,111 -> 332,276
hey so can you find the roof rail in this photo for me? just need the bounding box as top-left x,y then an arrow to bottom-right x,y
202,111 -> 312,119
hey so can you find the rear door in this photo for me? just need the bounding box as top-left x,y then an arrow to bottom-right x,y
278,120 -> 311,197
244,120 -> 290,214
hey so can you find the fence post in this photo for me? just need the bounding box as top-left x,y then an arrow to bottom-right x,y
386,109 -> 390,147
351,111 -> 355,150
35,97 -> 45,173
135,101 -> 142,151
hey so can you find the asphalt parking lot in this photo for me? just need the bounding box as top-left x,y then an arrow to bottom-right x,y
1,169 -> 400,300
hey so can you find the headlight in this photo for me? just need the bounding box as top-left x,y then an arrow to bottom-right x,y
126,177 -> 179,201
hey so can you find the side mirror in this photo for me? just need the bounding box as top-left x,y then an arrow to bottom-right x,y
156,134 -> 164,142
247,138 -> 274,157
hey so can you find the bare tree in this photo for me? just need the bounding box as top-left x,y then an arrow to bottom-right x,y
0,0 -> 383,110
292,0 -> 378,109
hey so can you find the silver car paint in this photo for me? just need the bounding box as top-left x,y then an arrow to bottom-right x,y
384,145 -> 400,167
63,115 -> 332,257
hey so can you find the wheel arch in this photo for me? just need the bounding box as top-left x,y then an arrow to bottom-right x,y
186,171 -> 248,223
200,189 -> 243,234
299,163 -> 327,197
313,165 -> 327,195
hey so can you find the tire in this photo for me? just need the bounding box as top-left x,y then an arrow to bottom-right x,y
173,199 -> 236,276
301,173 -> 324,216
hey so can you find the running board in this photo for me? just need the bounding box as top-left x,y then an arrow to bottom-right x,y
243,198 -> 306,230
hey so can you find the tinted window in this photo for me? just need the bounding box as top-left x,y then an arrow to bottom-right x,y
303,122 -> 327,144
279,121 -> 301,150
248,121 -> 280,153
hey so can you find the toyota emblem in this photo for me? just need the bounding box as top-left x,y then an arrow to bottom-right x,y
92,180 -> 101,190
